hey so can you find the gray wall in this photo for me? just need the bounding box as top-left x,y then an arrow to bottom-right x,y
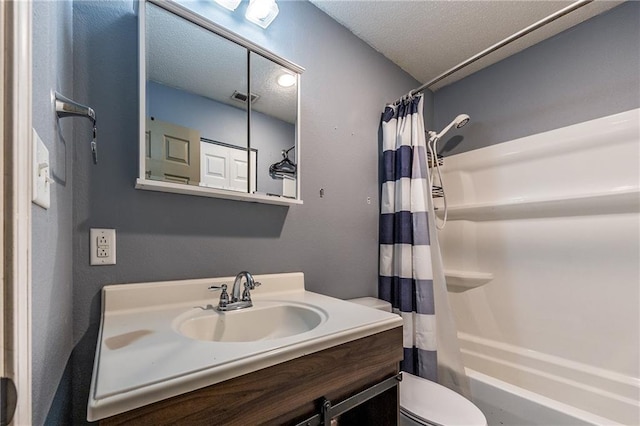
70,0 -> 419,422
434,1 -> 640,156
31,0 -> 75,424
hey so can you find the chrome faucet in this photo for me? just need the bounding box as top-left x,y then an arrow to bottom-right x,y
208,271 -> 261,311
232,271 -> 254,303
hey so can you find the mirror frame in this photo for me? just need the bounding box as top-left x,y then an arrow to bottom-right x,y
137,0 -> 304,206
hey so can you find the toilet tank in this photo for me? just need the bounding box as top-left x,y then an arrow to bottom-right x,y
347,297 -> 392,312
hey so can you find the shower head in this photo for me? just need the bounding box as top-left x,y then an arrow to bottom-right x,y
454,114 -> 470,129
434,114 -> 471,139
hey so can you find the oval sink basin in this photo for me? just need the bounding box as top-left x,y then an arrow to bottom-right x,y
175,303 -> 326,342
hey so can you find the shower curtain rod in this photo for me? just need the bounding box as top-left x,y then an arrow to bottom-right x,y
396,0 -> 593,102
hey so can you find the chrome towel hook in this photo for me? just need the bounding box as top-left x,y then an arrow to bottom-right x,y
54,92 -> 98,164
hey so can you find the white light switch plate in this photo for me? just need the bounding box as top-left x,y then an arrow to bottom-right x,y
90,228 -> 116,265
32,129 -> 51,209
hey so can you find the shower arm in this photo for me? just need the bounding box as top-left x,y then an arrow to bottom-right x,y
55,92 -> 98,164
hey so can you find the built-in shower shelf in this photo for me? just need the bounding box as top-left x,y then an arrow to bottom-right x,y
445,270 -> 494,292
436,188 -> 639,221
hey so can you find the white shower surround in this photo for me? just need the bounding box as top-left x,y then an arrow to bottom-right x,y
436,109 -> 639,425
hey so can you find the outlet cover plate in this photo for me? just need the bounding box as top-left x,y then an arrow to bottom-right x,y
90,228 -> 116,265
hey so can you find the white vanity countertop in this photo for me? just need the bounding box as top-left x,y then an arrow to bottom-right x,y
87,272 -> 402,421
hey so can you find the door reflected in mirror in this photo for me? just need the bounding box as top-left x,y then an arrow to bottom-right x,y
140,1 -> 302,202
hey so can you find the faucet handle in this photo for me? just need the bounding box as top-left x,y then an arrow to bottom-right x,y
248,281 -> 262,290
242,285 -> 251,302
208,284 -> 227,291
209,284 -> 229,308
241,281 -> 262,302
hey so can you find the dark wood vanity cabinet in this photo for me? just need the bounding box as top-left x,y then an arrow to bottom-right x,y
100,327 -> 403,425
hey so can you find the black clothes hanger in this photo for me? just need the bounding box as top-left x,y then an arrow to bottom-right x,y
270,147 -> 296,177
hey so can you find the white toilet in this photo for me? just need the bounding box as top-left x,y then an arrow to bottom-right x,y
348,297 -> 487,426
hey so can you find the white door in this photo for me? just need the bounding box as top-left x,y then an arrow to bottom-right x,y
146,118 -> 201,185
228,147 -> 257,192
200,142 -> 229,190
200,142 -> 256,193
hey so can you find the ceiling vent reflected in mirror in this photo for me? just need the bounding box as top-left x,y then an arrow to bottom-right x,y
231,90 -> 260,104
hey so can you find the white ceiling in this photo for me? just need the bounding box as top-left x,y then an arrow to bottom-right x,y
310,0 -> 623,91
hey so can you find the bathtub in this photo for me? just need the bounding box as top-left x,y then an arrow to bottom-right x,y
437,109 -> 640,425
467,369 -> 624,426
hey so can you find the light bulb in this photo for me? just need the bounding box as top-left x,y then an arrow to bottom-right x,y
252,2 -> 270,19
277,73 -> 296,87
245,0 -> 279,29
213,0 -> 242,11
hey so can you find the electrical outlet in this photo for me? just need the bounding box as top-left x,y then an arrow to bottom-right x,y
90,228 -> 116,265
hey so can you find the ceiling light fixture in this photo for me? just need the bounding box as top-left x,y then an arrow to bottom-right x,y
213,0 -> 242,12
277,73 -> 296,88
245,0 -> 279,29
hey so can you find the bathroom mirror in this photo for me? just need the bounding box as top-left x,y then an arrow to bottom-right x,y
137,0 -> 303,205
250,52 -> 298,197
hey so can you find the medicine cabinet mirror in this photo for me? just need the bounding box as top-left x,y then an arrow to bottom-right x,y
137,0 -> 303,205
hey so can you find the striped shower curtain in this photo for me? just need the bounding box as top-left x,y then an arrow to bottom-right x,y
379,94 -> 437,381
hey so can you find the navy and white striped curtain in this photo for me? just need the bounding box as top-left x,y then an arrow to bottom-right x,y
379,94 -> 437,381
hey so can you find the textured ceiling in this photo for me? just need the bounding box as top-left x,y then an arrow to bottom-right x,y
310,0 -> 623,92
146,2 -> 298,124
